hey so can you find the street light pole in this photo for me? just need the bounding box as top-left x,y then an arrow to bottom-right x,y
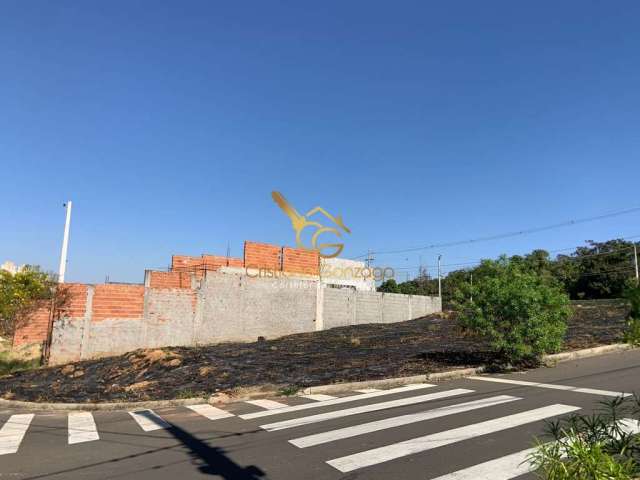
58,201 -> 72,283
437,254 -> 442,298
634,243 -> 639,285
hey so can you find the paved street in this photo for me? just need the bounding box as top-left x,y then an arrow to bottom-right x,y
1,350 -> 639,479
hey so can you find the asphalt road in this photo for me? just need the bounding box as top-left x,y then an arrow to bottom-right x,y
1,349 -> 639,480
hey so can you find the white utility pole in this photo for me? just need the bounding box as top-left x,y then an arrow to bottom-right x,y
437,254 -> 442,298
634,243 -> 639,285
470,272 -> 473,302
58,201 -> 73,283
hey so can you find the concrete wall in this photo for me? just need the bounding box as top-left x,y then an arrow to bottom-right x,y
322,287 -> 441,328
322,288 -> 356,329
197,272 -> 318,344
24,270 -> 440,365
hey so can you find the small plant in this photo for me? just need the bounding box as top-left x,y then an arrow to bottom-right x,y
623,283 -> 640,346
277,385 -> 299,396
625,317 -> 640,346
529,396 -> 640,479
175,388 -> 201,399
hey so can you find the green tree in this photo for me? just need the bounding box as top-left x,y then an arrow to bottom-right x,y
377,279 -> 401,293
0,266 -> 57,340
560,239 -> 638,299
452,256 -> 571,363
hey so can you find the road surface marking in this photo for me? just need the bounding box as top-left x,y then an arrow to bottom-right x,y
326,403 -> 581,472
0,414 -> 34,455
261,389 -> 474,432
299,394 -> 337,401
240,384 -> 435,420
355,388 -> 381,393
68,412 -> 99,444
620,418 -> 640,434
430,417 -> 640,480
431,446 -> 537,480
469,376 -> 631,397
129,410 -> 170,432
186,404 -> 234,420
245,399 -> 289,410
290,395 -> 518,448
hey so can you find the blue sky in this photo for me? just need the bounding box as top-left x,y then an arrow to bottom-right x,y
2,1 -> 640,284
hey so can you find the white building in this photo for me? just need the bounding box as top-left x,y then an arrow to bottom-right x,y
320,258 -> 377,291
1,261 -> 23,275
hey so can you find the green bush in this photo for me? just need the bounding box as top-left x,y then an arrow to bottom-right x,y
453,257 -> 571,363
0,266 -> 56,338
624,284 -> 640,346
529,396 -> 640,479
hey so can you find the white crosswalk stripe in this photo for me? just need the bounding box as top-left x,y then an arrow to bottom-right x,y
262,388 -> 474,432
68,412 -> 99,444
470,376 -> 631,397
245,399 -> 289,410
0,414 -> 34,455
431,417 -> 640,480
289,394 -> 519,448
620,418 -> 640,435
240,383 -> 435,420
129,409 -> 170,432
326,404 -> 581,472
299,394 -> 337,401
186,404 -> 235,420
431,446 -> 537,480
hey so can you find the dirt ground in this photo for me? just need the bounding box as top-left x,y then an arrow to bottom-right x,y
0,301 -> 629,403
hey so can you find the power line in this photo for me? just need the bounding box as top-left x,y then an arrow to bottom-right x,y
547,234 -> 640,254
352,206 -> 640,258
384,235 -> 640,272
569,266 -> 636,278
395,265 -> 636,281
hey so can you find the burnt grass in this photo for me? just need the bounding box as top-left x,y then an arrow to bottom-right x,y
0,301 -> 629,403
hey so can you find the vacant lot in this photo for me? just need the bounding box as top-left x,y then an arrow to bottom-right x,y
0,300 -> 628,403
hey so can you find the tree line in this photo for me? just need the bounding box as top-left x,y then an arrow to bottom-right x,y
379,238 -> 640,301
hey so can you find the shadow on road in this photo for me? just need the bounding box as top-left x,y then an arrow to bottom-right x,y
20,410 -> 267,480
167,422 -> 266,479
130,409 -> 265,479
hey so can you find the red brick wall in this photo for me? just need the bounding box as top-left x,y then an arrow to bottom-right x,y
58,284 -> 89,318
12,303 -> 51,346
172,254 -> 244,276
91,284 -> 144,321
202,255 -> 244,270
171,255 -> 201,272
244,241 -> 282,270
174,242 -> 320,275
282,247 -> 319,275
13,283 -> 89,347
149,271 -> 192,289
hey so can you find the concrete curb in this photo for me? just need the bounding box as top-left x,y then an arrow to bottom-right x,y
542,343 -> 633,365
299,367 -> 486,395
1,343 -> 634,411
0,397 -> 208,412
